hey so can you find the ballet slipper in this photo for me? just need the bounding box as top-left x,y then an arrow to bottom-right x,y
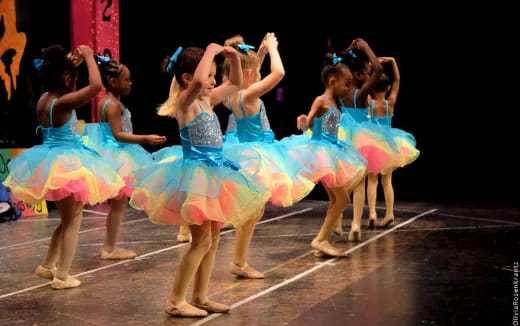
311,239 -> 346,257
163,300 -> 208,317
35,265 -> 57,280
176,233 -> 192,243
51,275 -> 81,289
229,262 -> 265,279
348,224 -> 361,242
100,247 -> 137,260
191,300 -> 230,313
379,216 -> 395,228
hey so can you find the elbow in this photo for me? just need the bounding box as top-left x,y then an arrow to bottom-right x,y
92,82 -> 103,93
372,62 -> 384,75
113,132 -> 125,142
274,68 -> 285,79
230,76 -> 243,89
191,79 -> 204,91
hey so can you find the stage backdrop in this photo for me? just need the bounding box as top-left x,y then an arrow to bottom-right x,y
71,0 -> 120,122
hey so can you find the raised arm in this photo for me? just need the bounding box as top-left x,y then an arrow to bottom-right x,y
210,46 -> 243,106
355,39 -> 383,107
244,33 -> 285,99
178,43 -> 223,113
256,32 -> 271,69
55,45 -> 102,112
381,57 -> 400,111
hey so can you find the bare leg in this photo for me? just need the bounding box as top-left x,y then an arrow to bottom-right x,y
51,196 -> 83,289
36,222 -> 61,279
367,173 -> 379,228
328,186 -> 345,236
165,222 -> 212,317
192,221 -> 229,313
100,196 -> 136,259
177,224 -> 191,243
231,207 -> 265,279
312,185 -> 350,257
349,175 -> 366,242
380,172 -> 395,227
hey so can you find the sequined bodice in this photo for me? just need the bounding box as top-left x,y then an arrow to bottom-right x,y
180,109 -> 223,150
311,106 -> 341,142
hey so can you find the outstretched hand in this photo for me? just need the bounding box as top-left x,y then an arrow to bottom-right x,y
146,135 -> 167,145
297,114 -> 308,131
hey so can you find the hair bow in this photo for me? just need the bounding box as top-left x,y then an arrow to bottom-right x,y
237,44 -> 255,52
332,53 -> 342,65
33,59 -> 44,70
166,46 -> 183,73
96,55 -> 112,63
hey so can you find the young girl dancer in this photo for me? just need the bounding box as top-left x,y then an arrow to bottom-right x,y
222,33 -> 314,277
129,44 -> 269,317
82,56 -> 166,259
367,57 -> 419,227
3,45 -> 124,288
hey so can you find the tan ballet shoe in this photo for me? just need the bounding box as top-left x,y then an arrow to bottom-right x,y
311,239 -> 346,257
368,217 -> 378,229
192,300 -> 230,313
35,265 -> 57,280
379,216 -> 395,228
348,224 -> 361,242
176,233 -> 192,243
230,262 -> 265,279
164,300 -> 208,317
100,247 -> 137,260
51,275 -> 81,289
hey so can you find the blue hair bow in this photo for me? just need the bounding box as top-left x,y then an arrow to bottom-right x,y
96,55 -> 111,63
333,53 -> 343,65
348,49 -> 357,58
33,59 -> 44,70
166,46 -> 183,73
237,44 -> 255,52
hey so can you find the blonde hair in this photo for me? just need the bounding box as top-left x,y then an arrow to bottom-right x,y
156,47 -> 205,118
223,35 -> 258,77
157,76 -> 181,118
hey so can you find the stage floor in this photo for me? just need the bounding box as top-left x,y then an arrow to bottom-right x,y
0,200 -> 518,325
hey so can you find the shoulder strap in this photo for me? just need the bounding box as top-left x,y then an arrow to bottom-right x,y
353,89 -> 360,109
238,91 -> 247,116
49,98 -> 58,128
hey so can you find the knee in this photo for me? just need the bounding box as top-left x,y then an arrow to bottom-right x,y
209,234 -> 221,251
336,196 -> 350,208
191,236 -> 213,254
381,175 -> 393,187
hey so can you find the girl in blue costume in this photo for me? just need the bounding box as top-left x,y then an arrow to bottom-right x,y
367,57 -> 419,227
3,45 -> 124,289
222,33 -> 315,278
172,112 -> 240,245
129,44 -> 269,317
295,54 -> 367,256
82,57 -> 166,259
223,112 -> 239,143
337,38 -> 394,241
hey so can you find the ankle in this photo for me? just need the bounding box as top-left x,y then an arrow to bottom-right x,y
102,245 -> 115,253
55,273 -> 69,281
232,260 -> 246,268
168,297 -> 186,306
41,263 -> 56,270
191,297 -> 208,305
